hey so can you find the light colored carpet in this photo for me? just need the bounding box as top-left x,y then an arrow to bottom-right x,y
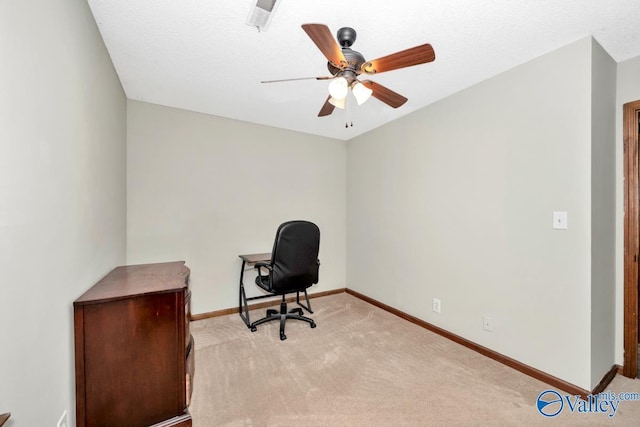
190,293 -> 640,426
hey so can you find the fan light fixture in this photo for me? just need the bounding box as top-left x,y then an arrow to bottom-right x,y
352,82 -> 373,105
328,77 -> 348,99
327,77 -> 372,109
328,96 -> 346,109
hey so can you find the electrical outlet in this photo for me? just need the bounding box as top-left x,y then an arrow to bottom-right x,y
57,410 -> 67,427
432,298 -> 441,314
483,316 -> 493,332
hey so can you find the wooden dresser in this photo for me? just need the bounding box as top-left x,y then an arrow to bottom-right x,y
74,261 -> 194,427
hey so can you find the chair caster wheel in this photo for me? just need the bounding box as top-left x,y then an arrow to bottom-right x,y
251,326 -> 257,332
280,334 -> 286,341
310,322 -> 316,328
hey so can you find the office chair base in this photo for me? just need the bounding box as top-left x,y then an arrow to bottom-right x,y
240,288 -> 313,328
250,299 -> 316,340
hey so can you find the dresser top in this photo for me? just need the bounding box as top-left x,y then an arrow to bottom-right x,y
74,261 -> 190,304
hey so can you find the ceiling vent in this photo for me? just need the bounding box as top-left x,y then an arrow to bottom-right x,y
246,0 -> 280,32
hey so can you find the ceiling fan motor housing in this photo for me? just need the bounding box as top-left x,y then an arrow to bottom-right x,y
327,27 -> 366,83
327,48 -> 365,79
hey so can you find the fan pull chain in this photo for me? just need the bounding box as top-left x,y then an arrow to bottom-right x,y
344,94 -> 353,128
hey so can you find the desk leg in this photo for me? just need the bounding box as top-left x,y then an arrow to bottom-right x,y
296,289 -> 313,314
238,260 -> 252,327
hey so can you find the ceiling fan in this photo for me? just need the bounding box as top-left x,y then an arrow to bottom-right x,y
262,23 -> 436,118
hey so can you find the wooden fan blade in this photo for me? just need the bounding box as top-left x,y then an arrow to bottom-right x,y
318,96 -> 336,117
361,80 -> 408,108
261,76 -> 334,83
302,24 -> 347,68
362,44 -> 435,74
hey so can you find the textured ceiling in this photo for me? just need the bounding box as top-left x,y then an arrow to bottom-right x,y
88,0 -> 640,141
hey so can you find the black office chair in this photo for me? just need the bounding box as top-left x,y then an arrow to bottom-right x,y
250,220 -> 320,340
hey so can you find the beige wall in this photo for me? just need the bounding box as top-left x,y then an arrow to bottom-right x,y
347,37 -> 603,389
0,0 -> 127,425
590,40 -> 617,385
126,101 -> 347,315
617,55 -> 640,104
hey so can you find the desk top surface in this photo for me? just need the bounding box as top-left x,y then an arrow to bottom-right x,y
239,253 -> 271,263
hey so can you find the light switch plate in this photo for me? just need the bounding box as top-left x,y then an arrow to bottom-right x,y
432,298 -> 441,314
552,211 -> 568,230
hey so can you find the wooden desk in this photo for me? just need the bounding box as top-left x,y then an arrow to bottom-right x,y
239,253 -> 271,264
238,253 -> 271,327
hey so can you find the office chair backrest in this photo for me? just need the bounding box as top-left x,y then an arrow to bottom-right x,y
270,220 -> 320,293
